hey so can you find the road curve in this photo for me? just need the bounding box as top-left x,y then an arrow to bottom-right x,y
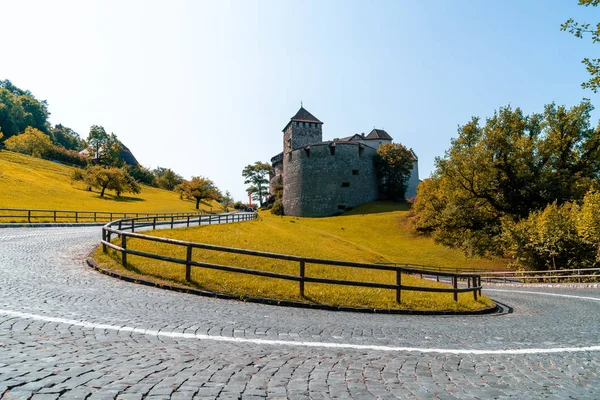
1,226 -> 599,399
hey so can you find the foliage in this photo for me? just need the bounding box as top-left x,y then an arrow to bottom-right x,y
501,202 -> 596,270
126,165 -> 155,186
0,80 -> 49,139
242,161 -> 272,207
49,124 -> 85,151
220,190 -> 234,211
375,143 -> 415,201
576,189 -> 600,260
46,145 -> 89,166
86,125 -> 123,166
412,101 -> 600,257
71,165 -> 140,197
180,176 -> 220,209
4,127 -> 54,157
153,167 -> 183,190
561,0 -> 600,92
271,199 -> 284,215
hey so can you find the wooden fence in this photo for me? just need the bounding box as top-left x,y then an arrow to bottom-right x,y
0,208 -> 208,223
101,214 -> 483,303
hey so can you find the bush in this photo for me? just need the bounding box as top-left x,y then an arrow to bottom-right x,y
271,200 -> 284,215
46,145 -> 89,166
502,199 -> 598,270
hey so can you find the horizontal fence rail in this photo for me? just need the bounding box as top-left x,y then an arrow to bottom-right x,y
478,267 -> 600,283
0,208 -> 210,223
100,214 -> 483,304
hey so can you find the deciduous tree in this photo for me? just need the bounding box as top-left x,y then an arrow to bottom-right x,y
242,161 -> 272,207
374,143 -> 415,201
4,127 -> 53,157
86,125 -> 122,166
71,165 -> 140,197
412,101 -> 600,256
180,176 -> 220,209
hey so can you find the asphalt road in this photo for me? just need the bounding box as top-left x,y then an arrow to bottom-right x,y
1,226 -> 599,399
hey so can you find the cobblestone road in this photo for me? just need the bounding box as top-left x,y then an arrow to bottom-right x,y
1,226 -> 599,399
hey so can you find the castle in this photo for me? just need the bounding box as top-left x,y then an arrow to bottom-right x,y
269,106 -> 419,217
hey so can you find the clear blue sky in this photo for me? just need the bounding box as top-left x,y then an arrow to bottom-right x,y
1,0 -> 598,201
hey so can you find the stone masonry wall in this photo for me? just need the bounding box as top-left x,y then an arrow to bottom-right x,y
283,122 -> 322,156
283,143 -> 379,217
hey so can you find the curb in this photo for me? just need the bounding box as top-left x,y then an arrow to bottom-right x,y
86,257 -> 498,316
0,223 -> 106,228
483,282 -> 600,289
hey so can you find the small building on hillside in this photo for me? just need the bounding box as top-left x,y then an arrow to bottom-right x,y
270,106 -> 419,217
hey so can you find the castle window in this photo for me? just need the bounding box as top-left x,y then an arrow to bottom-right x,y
304,147 -> 310,157
358,145 -> 364,156
337,205 -> 346,210
341,182 -> 350,188
329,145 -> 335,156
352,169 -> 359,175
288,152 -> 292,161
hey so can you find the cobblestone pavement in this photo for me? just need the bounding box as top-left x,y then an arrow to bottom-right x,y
1,227 -> 599,399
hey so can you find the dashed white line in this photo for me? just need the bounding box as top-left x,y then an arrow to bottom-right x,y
2,308 -> 599,355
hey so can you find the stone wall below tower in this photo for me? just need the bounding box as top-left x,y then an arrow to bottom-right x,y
283,143 -> 379,217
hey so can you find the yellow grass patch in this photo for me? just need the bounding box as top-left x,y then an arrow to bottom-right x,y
93,203 -> 502,311
0,150 -> 221,216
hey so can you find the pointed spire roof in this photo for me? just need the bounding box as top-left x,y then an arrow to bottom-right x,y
290,106 -> 322,123
283,106 -> 323,131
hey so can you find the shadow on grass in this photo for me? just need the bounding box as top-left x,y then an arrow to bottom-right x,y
342,200 -> 411,216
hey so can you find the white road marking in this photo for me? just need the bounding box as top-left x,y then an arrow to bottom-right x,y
485,289 -> 600,302
1,308 -> 599,355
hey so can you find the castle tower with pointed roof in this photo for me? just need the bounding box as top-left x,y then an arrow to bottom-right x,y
282,106 -> 323,156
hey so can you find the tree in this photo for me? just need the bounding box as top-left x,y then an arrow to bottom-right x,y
412,101 -> 600,256
153,167 -> 183,190
220,191 -> 234,211
71,165 -> 140,197
4,127 -> 53,157
86,125 -> 122,166
0,80 -> 49,139
562,0 -> 600,92
49,124 -> 85,151
374,143 -> 415,201
242,161 -> 272,207
180,176 -> 220,209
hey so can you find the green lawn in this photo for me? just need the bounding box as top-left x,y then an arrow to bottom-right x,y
0,150 -> 221,216
94,202 -> 504,311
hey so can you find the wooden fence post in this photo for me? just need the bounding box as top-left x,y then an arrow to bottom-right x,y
473,275 -> 478,301
153,217 -> 156,230
396,269 -> 402,304
121,235 -> 127,266
75,212 -> 78,223
452,277 -> 458,302
53,211 -> 57,222
185,245 -> 192,282
28,210 -> 31,223
187,215 -> 190,227
102,229 -> 107,252
171,216 -> 174,229
299,260 -> 305,297
131,219 -> 135,233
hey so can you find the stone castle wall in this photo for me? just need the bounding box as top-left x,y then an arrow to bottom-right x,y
283,122 -> 322,155
283,143 -> 379,217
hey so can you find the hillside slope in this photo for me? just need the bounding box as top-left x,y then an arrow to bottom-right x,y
0,150 -> 218,212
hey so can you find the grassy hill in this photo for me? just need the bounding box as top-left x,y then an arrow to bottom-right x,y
0,150 -> 219,213
95,202 -> 506,311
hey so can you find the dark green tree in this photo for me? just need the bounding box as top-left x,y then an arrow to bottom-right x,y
153,167 -> 183,190
72,165 -> 140,197
242,161 -> 272,207
374,143 -> 415,201
49,124 -> 85,151
86,125 -> 122,166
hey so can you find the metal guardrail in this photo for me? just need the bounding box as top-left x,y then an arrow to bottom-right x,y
0,208 -> 208,223
478,267 -> 600,283
100,213 -> 484,303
